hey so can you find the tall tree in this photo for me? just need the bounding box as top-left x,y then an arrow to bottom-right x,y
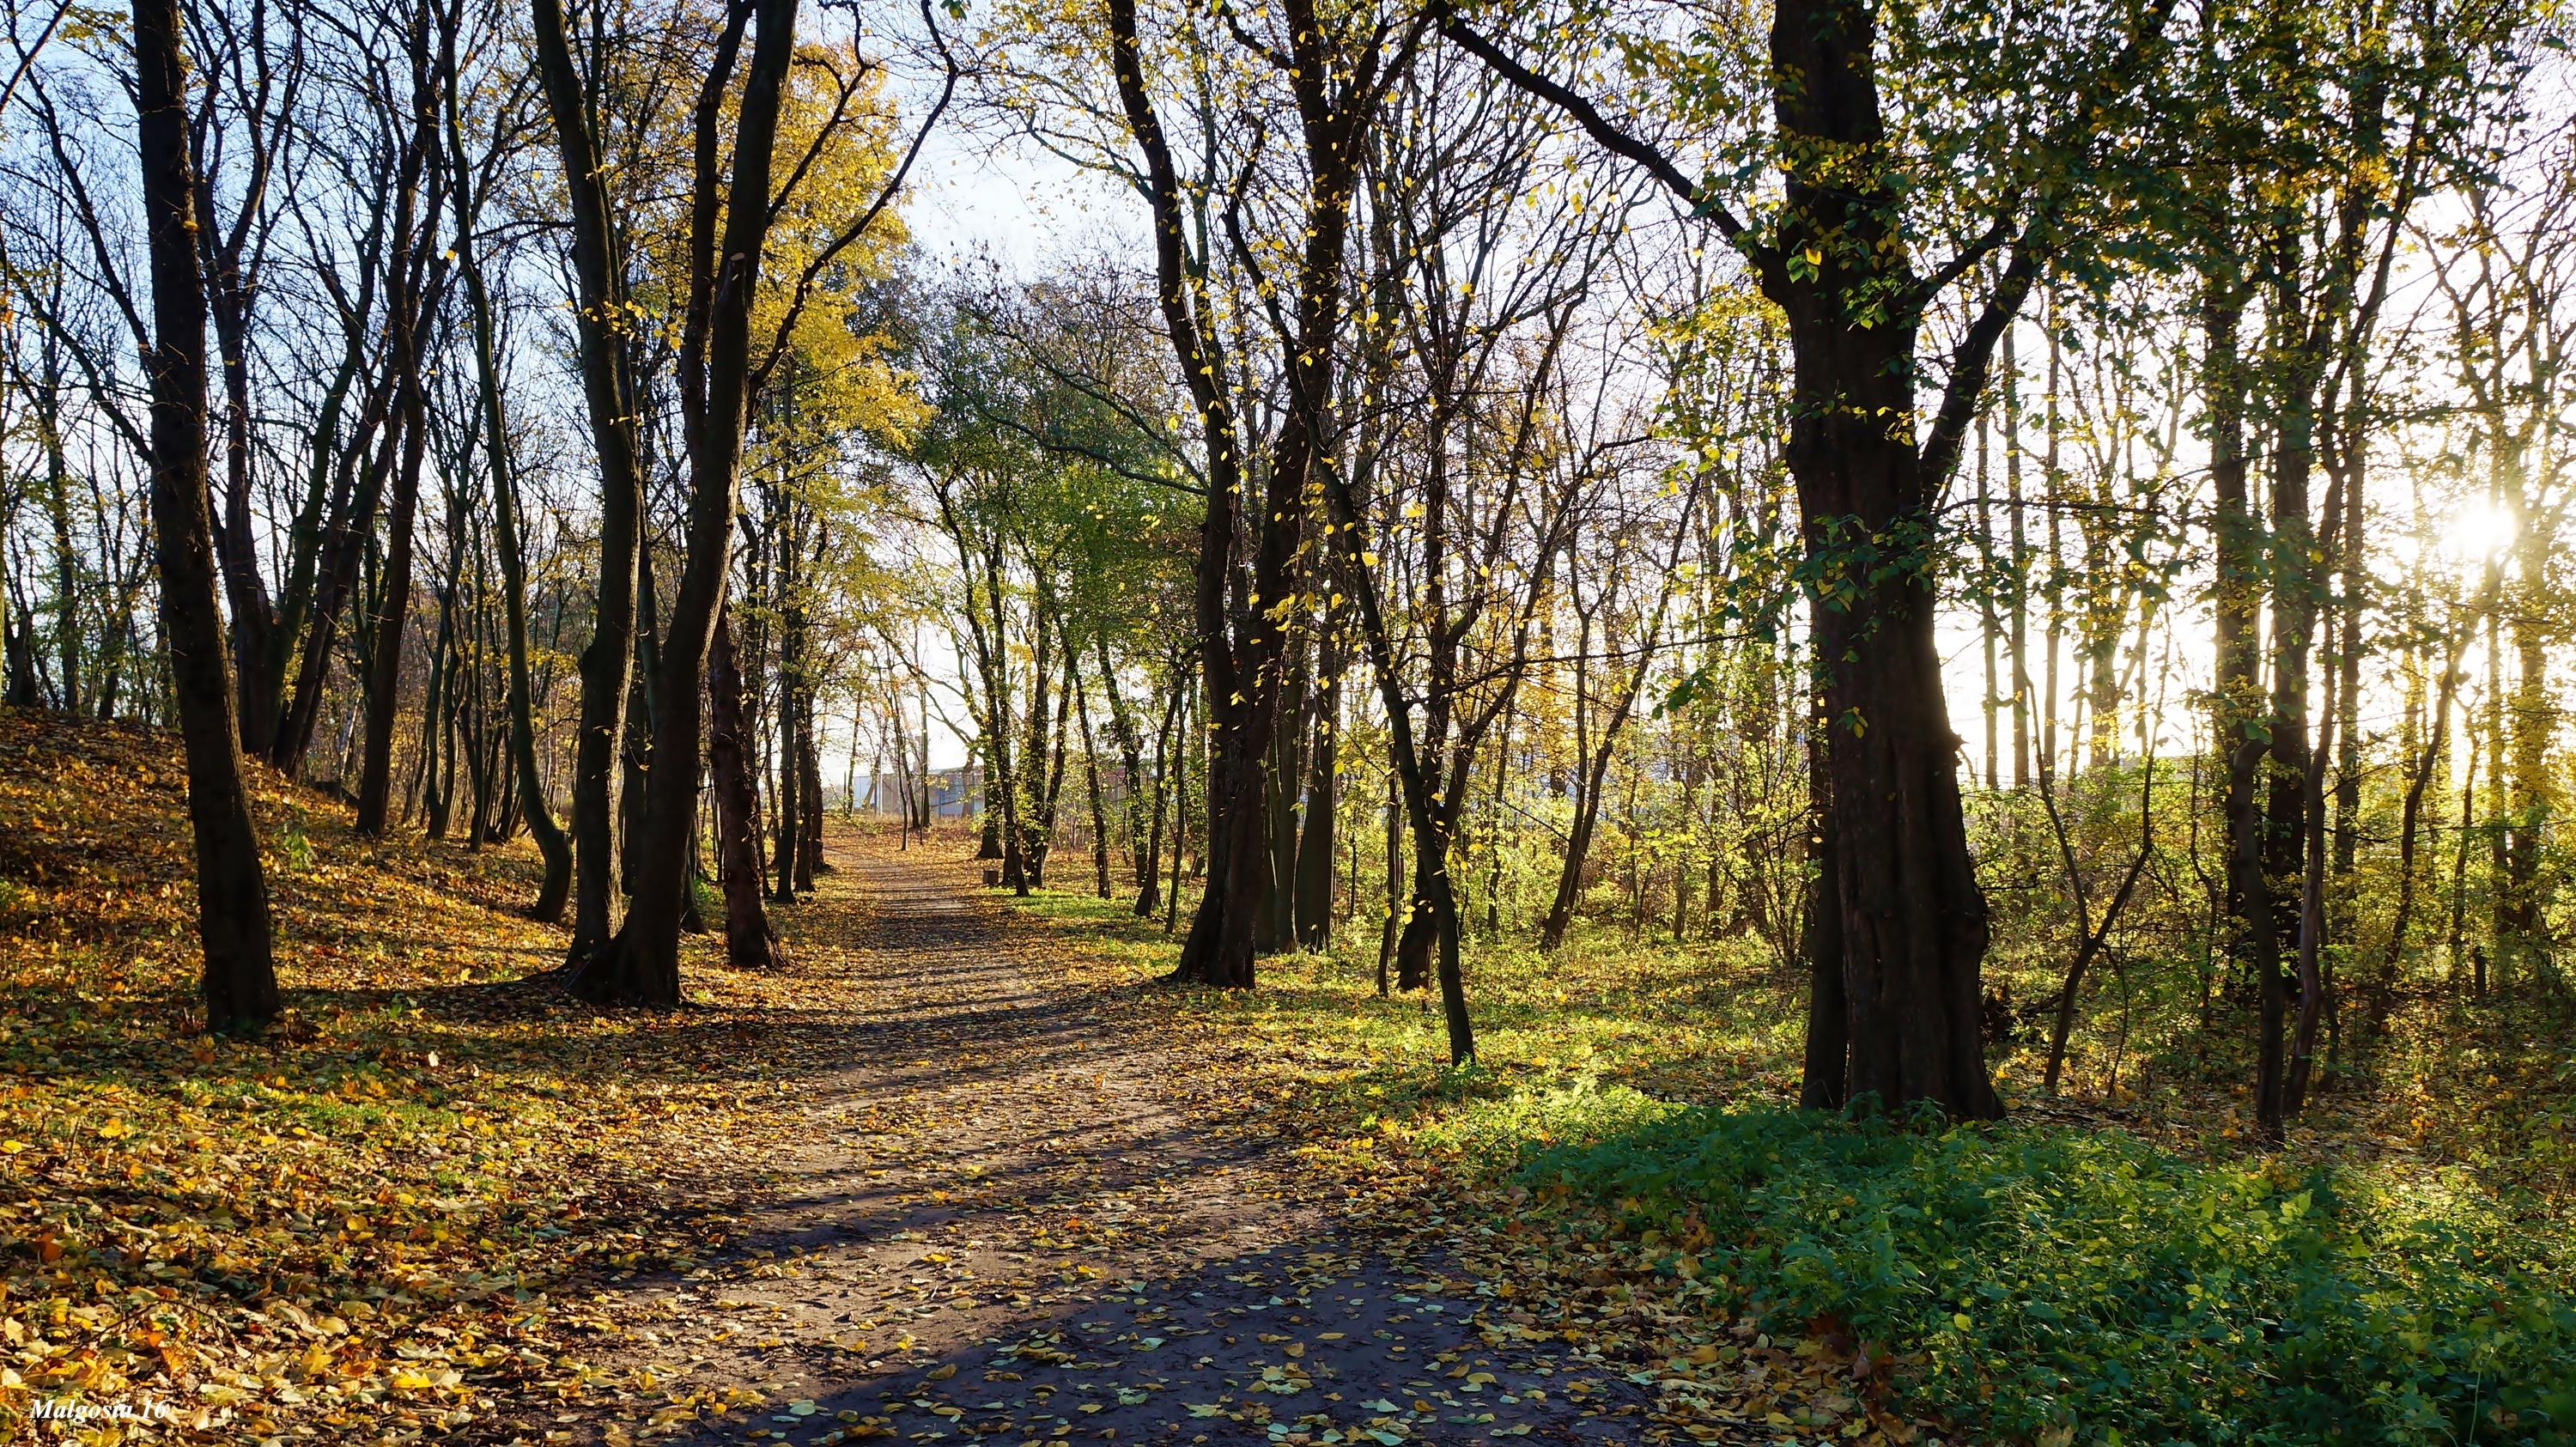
136,0 -> 280,1031
527,0 -> 647,964
354,0 -> 447,836
1443,0 -> 2180,1115
573,0 -> 803,1002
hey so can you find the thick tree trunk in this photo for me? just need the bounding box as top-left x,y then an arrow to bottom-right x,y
2257,294 -> 2322,1130
1801,490 -> 1996,1117
1182,745 -> 1269,988
2198,289 -> 2279,1120
1107,0 -> 1373,988
1764,0 -> 2002,1119
137,0 -> 279,1032
1797,723 -> 1849,1109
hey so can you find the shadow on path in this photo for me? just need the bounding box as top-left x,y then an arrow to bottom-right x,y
562,832 -> 1658,1447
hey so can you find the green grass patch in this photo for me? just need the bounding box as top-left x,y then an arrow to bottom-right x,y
996,884 -> 1806,1116
1527,1105 -> 2576,1445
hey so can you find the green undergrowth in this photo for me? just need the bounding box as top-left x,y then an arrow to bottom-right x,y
1002,880 -> 2576,1447
1526,1104 -> 2576,1445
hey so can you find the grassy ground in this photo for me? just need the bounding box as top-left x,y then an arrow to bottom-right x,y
995,884 -> 1804,1136
987,868 -> 2576,1446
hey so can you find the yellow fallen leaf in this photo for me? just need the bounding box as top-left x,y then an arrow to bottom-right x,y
925,1363 -> 957,1381
0,1140 -> 26,1154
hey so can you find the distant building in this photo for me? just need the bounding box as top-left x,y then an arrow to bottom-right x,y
849,765 -> 983,819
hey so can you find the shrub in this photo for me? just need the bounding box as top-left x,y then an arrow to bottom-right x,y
1524,1105 -> 2576,1445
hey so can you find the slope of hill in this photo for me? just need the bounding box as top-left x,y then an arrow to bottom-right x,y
0,709 -> 870,1443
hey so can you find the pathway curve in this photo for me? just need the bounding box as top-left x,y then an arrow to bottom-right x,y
572,832 -> 1656,1447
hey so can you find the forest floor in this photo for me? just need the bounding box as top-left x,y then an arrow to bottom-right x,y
0,710 -> 1881,1447
8,708 -> 2572,1447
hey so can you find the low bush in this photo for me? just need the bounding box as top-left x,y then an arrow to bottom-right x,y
1524,1105 -> 2576,1445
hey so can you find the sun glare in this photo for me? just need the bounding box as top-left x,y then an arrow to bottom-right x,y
2440,501 -> 2517,562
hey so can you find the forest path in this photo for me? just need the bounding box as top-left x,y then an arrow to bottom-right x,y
566,829 -> 1655,1447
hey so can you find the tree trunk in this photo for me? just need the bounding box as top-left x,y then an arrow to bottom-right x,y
1106,0 -> 1377,989
1095,634 -> 1153,889
530,0 -> 646,967
1764,0 -> 2010,1119
773,579 -> 804,906
1798,720 -> 1848,1109
1376,786 -> 1401,998
575,0 -> 798,1005
450,50 -> 570,917
1257,642 -> 1306,953
2202,287 -> 2281,1124
206,297 -> 272,750
798,714 -> 823,885
266,305 -> 374,751
2257,255 -> 2322,1131
1293,615 -> 1341,951
1164,684 -> 1190,935
2382,617 -> 2464,1027
1075,655 -> 1113,897
354,270 -> 433,834
137,0 -> 280,1032
273,356 -> 407,778
1136,663 -> 1185,915
620,554 -> 656,898
1029,650 -> 1076,888
708,605 -> 785,969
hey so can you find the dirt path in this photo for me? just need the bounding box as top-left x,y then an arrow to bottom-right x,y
574,832 -> 1655,1447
